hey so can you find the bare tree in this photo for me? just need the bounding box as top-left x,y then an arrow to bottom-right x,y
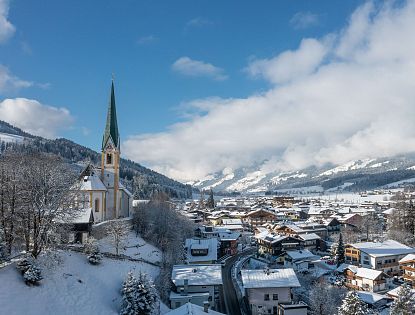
106,220 -> 129,255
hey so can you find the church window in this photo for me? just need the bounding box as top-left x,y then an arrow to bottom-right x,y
94,199 -> 100,212
106,153 -> 112,164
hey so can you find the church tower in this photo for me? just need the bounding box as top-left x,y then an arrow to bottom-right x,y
101,80 -> 120,219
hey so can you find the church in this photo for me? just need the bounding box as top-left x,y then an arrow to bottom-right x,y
77,80 -> 133,223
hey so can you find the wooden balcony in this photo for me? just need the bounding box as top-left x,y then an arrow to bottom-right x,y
401,265 -> 415,272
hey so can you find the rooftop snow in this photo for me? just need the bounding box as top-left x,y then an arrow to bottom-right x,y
172,265 -> 223,286
166,302 -> 225,315
350,240 -> 415,257
285,250 -> 318,261
241,268 -> 300,289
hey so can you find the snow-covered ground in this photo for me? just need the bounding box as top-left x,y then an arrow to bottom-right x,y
0,232 -> 167,315
99,231 -> 161,264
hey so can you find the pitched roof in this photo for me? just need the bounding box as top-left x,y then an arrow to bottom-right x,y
350,240 -> 415,257
171,265 -> 223,286
166,303 -> 225,315
241,268 -> 300,289
102,80 -> 120,150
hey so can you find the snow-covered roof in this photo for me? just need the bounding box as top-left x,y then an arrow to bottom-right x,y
79,174 -> 107,191
399,253 -> 415,263
59,208 -> 94,224
355,268 -> 384,280
387,285 -> 415,298
218,232 -> 240,241
185,238 -> 218,263
172,265 -> 223,286
241,268 -> 300,289
357,291 -> 391,305
119,182 -> 133,197
221,219 -> 242,225
220,224 -> 243,230
298,233 -> 320,241
165,303 -> 225,315
285,250 -> 318,261
350,240 -> 415,257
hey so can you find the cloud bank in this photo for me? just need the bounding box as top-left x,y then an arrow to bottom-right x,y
0,98 -> 74,138
124,0 -> 415,181
290,11 -> 320,30
172,57 -> 228,81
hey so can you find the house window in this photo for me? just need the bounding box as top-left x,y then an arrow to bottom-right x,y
106,153 -> 112,164
264,294 -> 270,301
94,199 -> 100,212
272,294 -> 278,300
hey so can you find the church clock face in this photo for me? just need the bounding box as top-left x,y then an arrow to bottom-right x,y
106,142 -> 114,151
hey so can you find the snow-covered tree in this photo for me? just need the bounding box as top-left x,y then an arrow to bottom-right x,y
23,264 -> 43,285
106,220 -> 129,256
337,233 -> 345,267
120,271 -> 157,315
338,291 -> 369,315
308,279 -> 347,315
16,257 -> 33,274
390,283 -> 415,315
330,242 -> 338,259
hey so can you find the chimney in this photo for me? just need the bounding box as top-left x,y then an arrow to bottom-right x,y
203,301 -> 209,313
184,279 -> 188,293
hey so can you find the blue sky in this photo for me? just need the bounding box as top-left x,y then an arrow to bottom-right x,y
1,0 -> 360,149
2,0 -> 415,181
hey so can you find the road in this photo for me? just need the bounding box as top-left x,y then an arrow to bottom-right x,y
221,249 -> 255,315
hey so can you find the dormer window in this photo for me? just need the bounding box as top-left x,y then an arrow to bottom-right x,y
106,153 -> 112,164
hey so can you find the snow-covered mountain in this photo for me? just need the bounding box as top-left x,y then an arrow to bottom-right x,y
190,155 -> 415,194
0,132 -> 25,144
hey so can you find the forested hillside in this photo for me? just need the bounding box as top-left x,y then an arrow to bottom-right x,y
0,120 -> 193,199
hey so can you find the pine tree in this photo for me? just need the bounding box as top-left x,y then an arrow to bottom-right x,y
337,233 -> 345,267
206,189 -> 215,209
23,264 -> 43,285
390,283 -> 415,315
338,291 -> 369,315
120,271 -> 157,315
198,191 -> 205,210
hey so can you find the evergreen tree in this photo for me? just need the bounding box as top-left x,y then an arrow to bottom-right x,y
23,264 -> 43,285
390,283 -> 415,315
120,271 -> 157,315
338,291 -> 369,315
337,233 -> 345,267
198,191 -> 205,209
207,189 -> 215,209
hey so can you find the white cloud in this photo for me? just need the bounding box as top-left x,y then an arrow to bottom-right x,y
0,98 -> 74,138
290,11 -> 320,29
124,0 -> 415,181
0,0 -> 15,43
172,57 -> 228,81
246,38 -> 330,84
0,65 -> 33,93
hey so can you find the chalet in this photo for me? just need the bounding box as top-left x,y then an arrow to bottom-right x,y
243,209 -> 278,228
399,253 -> 415,287
241,268 -> 305,315
356,291 -> 393,310
337,264 -> 391,292
345,240 -> 415,276
170,265 -> 223,310
218,231 -> 240,256
283,250 -> 319,271
256,232 -> 304,257
185,238 -> 218,264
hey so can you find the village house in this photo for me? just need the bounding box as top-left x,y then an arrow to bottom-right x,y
256,232 -> 304,257
218,231 -> 240,256
185,238 -> 218,264
170,265 -> 223,310
241,268 -> 306,315
337,264 -> 391,292
399,253 -> 415,287
243,209 -> 278,229
345,240 -> 415,276
283,250 -> 319,271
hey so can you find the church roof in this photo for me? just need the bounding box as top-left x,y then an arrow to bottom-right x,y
102,80 -> 120,150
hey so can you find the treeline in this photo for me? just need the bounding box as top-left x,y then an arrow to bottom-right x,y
0,120 -> 193,199
132,194 -> 195,302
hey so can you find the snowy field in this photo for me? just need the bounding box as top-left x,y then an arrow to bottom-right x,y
0,232 -> 168,315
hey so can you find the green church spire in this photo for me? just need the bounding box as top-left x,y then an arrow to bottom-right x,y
102,79 -> 120,150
